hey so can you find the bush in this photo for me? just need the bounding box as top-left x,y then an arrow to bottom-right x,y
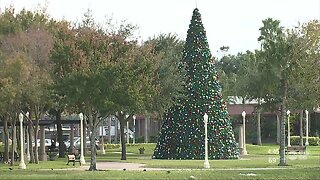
135,135 -> 158,143
290,136 -> 319,146
104,143 -> 153,150
105,144 -> 120,149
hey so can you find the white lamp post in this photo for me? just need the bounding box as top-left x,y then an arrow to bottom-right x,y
101,119 -> 106,154
305,110 -> 309,146
203,113 -> 210,169
19,113 -> 26,169
25,112 -> 30,162
287,110 -> 291,147
126,114 -> 129,144
127,121 -> 130,144
241,111 -> 247,155
133,115 -> 136,144
79,113 -> 86,165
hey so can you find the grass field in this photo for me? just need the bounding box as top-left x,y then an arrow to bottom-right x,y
0,143 -> 319,179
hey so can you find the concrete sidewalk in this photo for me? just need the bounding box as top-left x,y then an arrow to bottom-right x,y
74,162 -> 291,171
76,162 -> 147,170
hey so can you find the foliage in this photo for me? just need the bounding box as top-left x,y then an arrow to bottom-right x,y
105,144 -> 121,149
286,20 -> 320,110
135,135 -> 158,143
50,9 -> 161,164
144,33 -> 185,115
290,136 -> 319,146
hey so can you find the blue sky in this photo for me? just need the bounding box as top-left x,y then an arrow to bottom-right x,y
0,0 -> 319,56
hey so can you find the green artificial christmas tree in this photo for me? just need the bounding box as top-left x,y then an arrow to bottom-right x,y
153,8 -> 239,160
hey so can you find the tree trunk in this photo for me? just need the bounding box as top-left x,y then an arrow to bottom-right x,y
257,111 -> 262,145
88,110 -> 98,171
108,117 -> 112,143
279,78 -> 287,166
120,119 -> 126,160
56,110 -> 65,158
69,124 -> 74,154
28,122 -> 35,163
115,118 -> 118,144
276,113 -> 280,145
3,118 -> 9,163
89,130 -> 97,171
299,110 -> 303,146
13,123 -> 17,153
83,118 -> 87,154
33,120 -> 39,164
10,122 -> 16,166
39,126 -> 47,161
144,116 -> 148,143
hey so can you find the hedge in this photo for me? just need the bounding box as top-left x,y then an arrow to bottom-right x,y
290,136 -> 319,146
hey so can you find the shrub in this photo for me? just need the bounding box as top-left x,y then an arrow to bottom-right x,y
290,136 -> 319,146
135,135 -> 158,143
105,144 -> 120,149
104,143 -> 153,149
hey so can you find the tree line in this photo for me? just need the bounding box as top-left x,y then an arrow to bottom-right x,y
0,7 -> 319,169
217,18 -> 320,165
0,7 -> 184,170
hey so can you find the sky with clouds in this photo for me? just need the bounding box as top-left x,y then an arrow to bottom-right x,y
0,0 -> 319,56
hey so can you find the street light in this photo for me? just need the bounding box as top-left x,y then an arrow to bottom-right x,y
133,115 -> 136,144
25,112 -> 30,162
287,110 -> 291,147
305,110 -> 309,146
79,113 -> 86,165
241,111 -> 247,155
19,113 -> 26,169
101,118 -> 106,154
203,113 -> 210,169
126,114 -> 129,144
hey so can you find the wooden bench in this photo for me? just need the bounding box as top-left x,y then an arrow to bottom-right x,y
286,146 -> 306,154
67,154 -> 81,166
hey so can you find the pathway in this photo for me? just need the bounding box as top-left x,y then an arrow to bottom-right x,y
73,162 -> 292,171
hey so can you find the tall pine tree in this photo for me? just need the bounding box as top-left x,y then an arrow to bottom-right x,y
153,8 -> 239,160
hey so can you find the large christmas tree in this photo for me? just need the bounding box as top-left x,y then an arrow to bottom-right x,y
153,8 -> 239,160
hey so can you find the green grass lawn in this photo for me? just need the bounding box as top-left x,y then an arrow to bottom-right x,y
0,143 -> 319,179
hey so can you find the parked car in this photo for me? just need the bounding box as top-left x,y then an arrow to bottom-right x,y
31,139 -> 59,151
32,139 -> 59,147
65,137 -> 100,151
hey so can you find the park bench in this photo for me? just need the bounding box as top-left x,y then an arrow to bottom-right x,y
0,152 -> 19,162
67,154 -> 81,166
8,152 -> 19,162
286,146 -> 306,155
0,151 -> 20,163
